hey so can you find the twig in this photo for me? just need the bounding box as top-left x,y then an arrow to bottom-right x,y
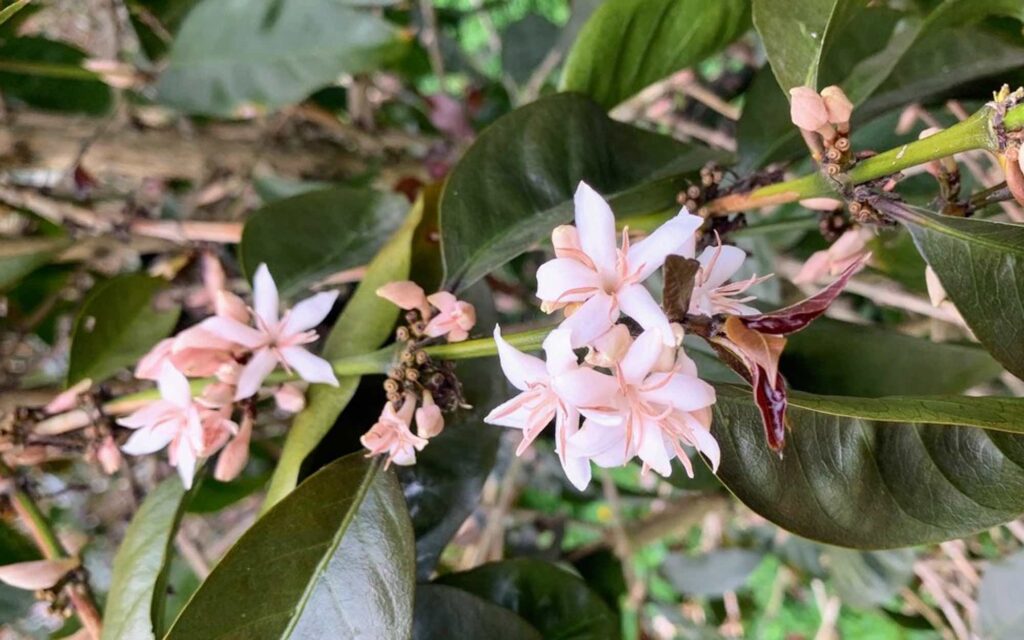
916,561 -> 970,640
900,587 -> 956,640
463,453 -> 522,568
128,219 -> 243,244
418,0 -> 446,82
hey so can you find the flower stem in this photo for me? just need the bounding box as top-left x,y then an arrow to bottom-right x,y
0,461 -> 103,639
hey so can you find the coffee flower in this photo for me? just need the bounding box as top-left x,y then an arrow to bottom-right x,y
536,182 -> 703,347
360,393 -> 429,467
687,242 -> 768,317
794,227 -> 872,284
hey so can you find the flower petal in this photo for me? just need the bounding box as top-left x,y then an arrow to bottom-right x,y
559,292 -> 617,348
698,245 -> 747,289
282,290 -> 339,335
198,316 -> 265,349
376,280 -> 427,311
627,209 -> 704,281
642,373 -> 716,412
573,182 -> 619,278
638,421 -> 672,477
280,347 -> 338,387
553,367 -> 620,414
252,263 -> 279,327
135,338 -> 174,380
542,328 -> 577,377
427,291 -> 457,313
617,284 -> 673,345
494,325 -> 547,390
535,258 -> 602,304
175,436 -> 197,489
121,421 -> 177,455
158,363 -> 193,409
561,454 -> 592,491
483,394 -> 531,428
116,400 -> 173,429
690,425 -> 720,472
619,328 -> 664,383
234,348 -> 279,400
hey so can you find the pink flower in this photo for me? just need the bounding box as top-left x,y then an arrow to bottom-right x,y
214,410 -> 252,482
95,435 -> 122,475
789,86 -> 830,132
793,227 -> 872,284
484,326 -> 619,490
424,292 -> 476,342
274,383 -> 306,413
118,364 -> 207,488
688,243 -> 768,316
415,390 -> 444,439
536,182 -> 703,347
200,264 -> 339,400
376,280 -> 431,318
820,85 -> 853,125
361,393 -> 428,467
569,329 -> 718,482
44,379 -> 92,414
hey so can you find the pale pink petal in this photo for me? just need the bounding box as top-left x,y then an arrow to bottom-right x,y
561,454 -> 592,491
535,258 -> 602,303
573,182 -> 618,278
445,327 -> 469,342
234,348 -> 279,400
453,302 -> 476,331
559,292 -> 618,348
175,436 -> 197,489
698,245 -> 747,289
638,421 -> 672,477
280,347 -> 339,387
274,384 -> 306,413
483,394 -> 532,429
252,263 -> 279,327
569,419 -> 626,458
690,425 -> 720,472
641,373 -> 716,412
158,363 -> 193,409
617,285 -> 673,345
395,393 -> 417,425
553,368 -> 620,415
619,329 -> 664,383
390,444 -> 418,466
586,324 -> 632,367
376,281 -> 427,311
427,291 -> 457,314
542,329 -> 578,378
135,339 -> 174,380
122,421 -> 177,455
829,228 -> 870,263
626,209 -> 704,281
424,314 -> 454,338
282,291 -> 338,335
793,250 -> 831,284
800,197 -> 843,211
116,401 -> 174,429
415,392 -> 444,438
551,225 -> 581,258
214,413 -> 252,482
215,290 -> 250,322
198,316 -> 265,349
0,559 -> 77,590
493,325 -> 547,390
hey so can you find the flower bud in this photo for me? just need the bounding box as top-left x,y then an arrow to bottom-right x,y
274,384 -> 306,413
214,412 -> 253,482
789,86 -> 830,132
376,281 -> 430,318
585,324 -> 631,367
551,225 -> 581,259
0,559 -> 78,591
799,197 -> 843,211
96,435 -> 122,475
415,391 -> 444,439
820,85 -> 853,125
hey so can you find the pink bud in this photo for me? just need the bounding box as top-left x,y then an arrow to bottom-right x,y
376,281 -> 430,317
274,384 -> 306,414
789,86 -> 830,132
44,379 -> 92,415
215,290 -> 250,323
134,338 -> 175,380
96,435 -> 122,475
585,324 -> 632,367
214,412 -> 252,482
799,197 -> 843,211
551,225 -> 581,259
414,392 -> 444,439
0,558 -> 78,590
820,85 -> 853,125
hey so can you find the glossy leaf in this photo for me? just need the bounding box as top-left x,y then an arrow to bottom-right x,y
156,0 -> 403,116
662,549 -> 764,597
440,92 -> 723,291
712,385 -> 1024,547
0,36 -> 112,114
437,559 -> 618,640
239,186 -> 407,297
167,454 -> 414,639
560,0 -> 750,109
978,550 -> 1024,640
102,478 -> 188,640
752,0 -> 858,92
782,318 -> 1002,397
67,274 -> 180,386
881,202 -> 1024,380
0,236 -> 69,291
413,584 -> 542,640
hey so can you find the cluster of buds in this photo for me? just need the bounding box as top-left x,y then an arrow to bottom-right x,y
677,163 -> 725,216
789,85 -> 854,172
363,281 -> 476,467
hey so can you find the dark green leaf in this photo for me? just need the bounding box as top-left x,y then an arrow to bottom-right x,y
167,454 -> 414,639
0,236 -> 69,291
67,274 -> 180,386
662,549 -> 764,597
560,0 -> 750,109
186,471 -> 269,514
883,203 -> 1024,379
978,550 -> 1024,640
156,0 -> 404,116
102,478 -> 188,640
501,15 -> 560,85
240,186 -> 407,298
0,36 -> 112,114
752,0 -> 859,92
822,547 -> 915,609
440,92 -> 724,291
712,385 -> 1024,548
782,318 -> 1002,397
437,558 -> 619,640
126,0 -> 200,60
413,584 -> 542,640
261,197 -> 421,512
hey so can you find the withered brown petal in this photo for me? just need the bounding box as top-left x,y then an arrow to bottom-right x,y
662,255 -> 701,322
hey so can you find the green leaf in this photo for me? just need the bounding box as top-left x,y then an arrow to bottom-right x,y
167,454 -> 414,639
67,274 -> 181,386
885,204 -> 1024,380
0,1 -> 31,28
440,92 -> 724,291
661,549 -> 764,597
413,585 -> 542,640
978,550 -> 1024,640
126,0 -> 200,60
560,0 -> 749,109
501,15 -> 560,85
712,385 -> 1024,548
102,478 -> 189,640
437,559 -> 619,640
823,547 -> 915,609
0,236 -> 69,291
0,36 -> 113,114
156,0 -> 403,116
260,198 -> 422,513
239,187 -> 407,298
752,0 -> 858,92
781,318 -> 1002,397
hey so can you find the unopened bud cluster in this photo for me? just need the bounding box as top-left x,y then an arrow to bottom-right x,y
677,162 -> 725,216
385,310 -> 464,412
790,85 -> 854,172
